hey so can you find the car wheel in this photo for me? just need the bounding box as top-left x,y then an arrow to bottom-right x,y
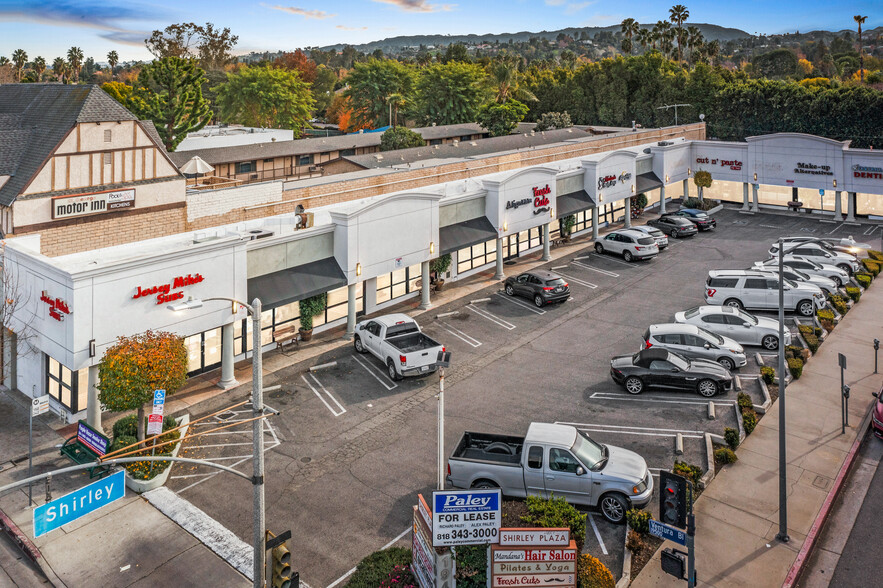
797,299 -> 815,317
761,335 -> 779,350
534,295 -> 545,308
595,243 -> 604,254
832,276 -> 843,287
473,480 -> 498,489
837,263 -> 852,274
724,298 -> 743,310
599,493 -> 628,524
718,357 -> 735,371
698,379 -> 718,397
624,376 -> 644,395
623,251 -> 633,262
387,359 -> 402,381
505,284 -> 515,296
354,336 -> 367,354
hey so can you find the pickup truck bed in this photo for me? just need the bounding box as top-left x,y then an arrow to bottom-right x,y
387,332 -> 440,354
451,432 -> 524,465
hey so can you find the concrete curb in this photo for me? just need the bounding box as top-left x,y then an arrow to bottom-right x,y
706,203 -> 724,214
734,403 -> 746,443
781,400 -> 876,588
616,523 -> 633,588
700,433 -> 716,489
756,376 -> 771,414
126,414 -> 190,493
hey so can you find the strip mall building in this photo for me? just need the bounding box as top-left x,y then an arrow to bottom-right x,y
2,84 -> 882,427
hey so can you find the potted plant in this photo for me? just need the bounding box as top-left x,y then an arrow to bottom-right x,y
430,254 -> 452,291
560,215 -> 576,242
298,292 -> 327,341
693,170 -> 712,202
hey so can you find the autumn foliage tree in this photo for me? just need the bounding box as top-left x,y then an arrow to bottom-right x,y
275,49 -> 318,84
98,331 -> 188,441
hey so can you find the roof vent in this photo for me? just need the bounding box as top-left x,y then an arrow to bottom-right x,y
657,141 -> 673,147
248,229 -> 274,240
643,148 -> 651,154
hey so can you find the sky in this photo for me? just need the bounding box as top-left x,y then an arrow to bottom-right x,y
0,0 -> 879,63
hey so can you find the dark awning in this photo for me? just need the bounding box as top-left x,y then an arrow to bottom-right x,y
440,216 -> 497,255
636,171 -> 664,194
556,190 -> 596,218
247,257 -> 347,310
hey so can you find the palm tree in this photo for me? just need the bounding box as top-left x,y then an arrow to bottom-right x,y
636,28 -> 653,53
386,92 -> 407,128
620,18 -> 640,55
669,5 -> 690,63
52,57 -> 67,82
661,29 -> 677,59
66,46 -> 84,83
652,21 -> 671,51
686,26 -> 703,64
489,55 -> 536,104
705,39 -> 720,67
33,56 -> 46,81
854,15 -> 867,82
11,49 -> 27,82
0,57 -> 8,66
107,50 -> 119,79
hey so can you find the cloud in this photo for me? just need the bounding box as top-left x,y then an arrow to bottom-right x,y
565,1 -> 595,15
0,1 -> 154,36
99,31 -> 151,47
336,25 -> 369,31
264,5 -> 336,18
544,0 -> 566,5
371,0 -> 455,13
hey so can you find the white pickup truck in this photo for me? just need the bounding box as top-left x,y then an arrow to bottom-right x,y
353,314 -> 445,381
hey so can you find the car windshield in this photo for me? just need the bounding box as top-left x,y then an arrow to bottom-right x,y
668,352 -> 690,370
784,278 -> 798,288
735,309 -> 758,324
683,306 -> 700,318
573,430 -> 605,470
697,326 -> 724,344
693,212 -> 708,218
546,278 -> 566,287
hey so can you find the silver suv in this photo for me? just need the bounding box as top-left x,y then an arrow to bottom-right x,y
754,255 -> 849,288
630,225 -> 669,249
595,229 -> 659,262
642,323 -> 747,371
768,242 -> 860,274
704,269 -> 825,316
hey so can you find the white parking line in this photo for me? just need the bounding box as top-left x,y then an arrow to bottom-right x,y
556,272 -> 597,289
587,514 -> 608,555
351,354 -> 398,390
827,222 -> 846,235
495,292 -> 546,314
863,225 -> 878,236
466,304 -> 516,330
573,260 -> 619,278
589,392 -> 736,406
590,253 -> 634,267
437,321 -> 482,347
301,373 -> 347,416
326,527 -> 412,588
558,421 -> 707,439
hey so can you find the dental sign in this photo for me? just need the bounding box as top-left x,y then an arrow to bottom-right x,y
133,273 -> 205,305
52,188 -> 135,220
432,489 -> 501,546
853,164 -> 883,180
506,185 -> 552,215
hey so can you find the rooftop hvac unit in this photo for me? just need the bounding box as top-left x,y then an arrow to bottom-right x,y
248,229 -> 274,240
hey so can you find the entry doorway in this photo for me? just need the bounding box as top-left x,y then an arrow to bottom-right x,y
185,327 -> 222,375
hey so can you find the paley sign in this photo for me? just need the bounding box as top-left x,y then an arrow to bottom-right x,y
132,273 -> 205,305
34,470 -> 125,537
432,489 -> 501,547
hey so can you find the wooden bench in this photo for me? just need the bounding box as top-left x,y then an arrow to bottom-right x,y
60,421 -> 112,479
273,324 -> 300,352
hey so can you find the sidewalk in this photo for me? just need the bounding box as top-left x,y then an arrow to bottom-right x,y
631,277 -> 883,587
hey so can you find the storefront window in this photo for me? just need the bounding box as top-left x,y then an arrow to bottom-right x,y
315,283 -> 363,327
377,265 -> 422,304
457,239 -> 497,273
599,201 -> 626,225
46,356 -> 88,413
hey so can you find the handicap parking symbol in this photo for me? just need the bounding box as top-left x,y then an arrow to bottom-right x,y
153,389 -> 166,405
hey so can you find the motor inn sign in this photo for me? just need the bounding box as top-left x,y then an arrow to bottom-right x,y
52,188 -> 135,220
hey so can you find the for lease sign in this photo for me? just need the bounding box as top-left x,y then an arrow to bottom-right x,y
432,489 -> 501,547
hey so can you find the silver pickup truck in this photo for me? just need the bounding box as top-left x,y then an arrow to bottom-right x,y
446,422 -> 652,523
353,313 -> 444,381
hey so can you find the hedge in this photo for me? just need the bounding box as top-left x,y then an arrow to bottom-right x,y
798,324 -> 820,353
817,308 -> 835,322
867,249 -> 883,262
862,258 -> 881,276
856,273 -> 872,288
788,357 -> 804,379
760,366 -> 776,385
829,294 -> 849,315
714,447 -> 738,464
845,286 -> 861,303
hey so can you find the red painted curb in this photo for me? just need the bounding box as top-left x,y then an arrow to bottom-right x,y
781,395 -> 877,588
0,507 -> 42,565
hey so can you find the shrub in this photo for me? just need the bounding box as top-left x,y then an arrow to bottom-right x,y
523,494 -> 586,551
715,447 -> 738,464
820,318 -> 835,332
626,508 -> 651,534
800,330 -> 820,353
724,427 -> 740,450
633,192 -> 648,209
817,308 -> 835,322
346,547 -> 413,588
109,434 -> 137,453
453,544 -> 487,587
829,294 -> 849,315
682,196 -> 719,211
113,414 -> 139,439
862,258 -> 880,276
378,565 -> 416,588
430,253 -> 452,276
868,249 -> 883,262
737,391 -> 753,409
845,286 -> 861,303
856,273 -> 872,288
560,214 -> 576,235
577,553 -> 615,588
788,357 -> 804,379
742,408 -> 758,435
299,292 -> 327,331
626,529 -> 646,553
760,366 -> 776,385
673,460 -> 703,489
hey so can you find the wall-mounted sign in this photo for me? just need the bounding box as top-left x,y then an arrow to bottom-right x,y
499,528 -> 571,547
597,175 -> 617,190
40,291 -> 71,322
853,164 -> 883,179
794,162 -> 833,176
52,188 -> 135,220
618,172 -> 632,183
532,185 -> 551,215
133,273 -> 205,305
695,157 -> 743,171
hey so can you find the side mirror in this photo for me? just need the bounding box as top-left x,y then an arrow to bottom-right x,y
743,322 -> 752,328
703,343 -> 712,350
359,324 -> 366,331
576,466 -> 586,476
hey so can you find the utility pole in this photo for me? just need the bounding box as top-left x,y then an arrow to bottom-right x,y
436,350 -> 452,491
656,103 -> 693,126
776,238 -> 790,543
251,298 -> 266,588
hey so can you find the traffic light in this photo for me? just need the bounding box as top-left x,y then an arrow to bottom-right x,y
659,471 -> 688,529
271,541 -> 292,588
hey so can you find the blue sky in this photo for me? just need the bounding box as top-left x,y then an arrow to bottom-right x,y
0,0 -> 879,63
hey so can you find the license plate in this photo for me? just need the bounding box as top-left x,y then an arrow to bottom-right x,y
555,287 -> 563,293
421,366 -> 429,372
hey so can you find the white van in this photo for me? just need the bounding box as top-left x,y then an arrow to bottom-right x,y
704,270 -> 825,317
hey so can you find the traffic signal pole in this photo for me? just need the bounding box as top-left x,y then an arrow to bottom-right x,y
687,508 -> 696,588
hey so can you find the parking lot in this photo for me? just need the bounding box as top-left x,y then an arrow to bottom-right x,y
166,206 -> 882,586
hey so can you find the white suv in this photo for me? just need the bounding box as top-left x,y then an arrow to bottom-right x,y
595,229 -> 659,262
704,270 -> 825,317
768,242 -> 860,274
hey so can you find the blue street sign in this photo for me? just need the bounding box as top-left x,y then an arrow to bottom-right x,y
153,389 -> 166,406
34,470 -> 125,537
649,519 -> 687,546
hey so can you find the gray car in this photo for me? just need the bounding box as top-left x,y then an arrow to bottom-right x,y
757,255 -> 849,287
751,262 -> 839,294
642,323 -> 747,371
674,305 -> 793,350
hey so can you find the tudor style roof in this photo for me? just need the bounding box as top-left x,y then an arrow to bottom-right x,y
0,83 -> 143,207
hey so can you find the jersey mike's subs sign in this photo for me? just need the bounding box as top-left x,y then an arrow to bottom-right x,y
52,188 -> 135,220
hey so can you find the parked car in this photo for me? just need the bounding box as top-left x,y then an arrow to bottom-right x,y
674,305 -> 793,350
704,269 -> 825,316
647,215 -> 698,238
642,323 -> 747,371
750,262 -> 839,294
354,314 -> 444,380
872,386 -> 883,439
768,242 -> 860,274
629,225 -> 669,249
776,235 -> 871,257
446,422 -> 652,523
594,228 -> 659,262
504,270 -> 570,307
610,348 -> 734,397
665,208 -> 716,230
755,255 -> 849,288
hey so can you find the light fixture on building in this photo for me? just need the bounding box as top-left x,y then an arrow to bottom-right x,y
356,263 -> 362,276
503,221 -> 508,232
167,296 -> 204,312
631,184 -> 636,193
833,179 -> 837,188
429,242 -> 435,255
89,339 -> 96,358
550,208 -> 554,218
665,175 -> 670,183
687,167 -> 692,176
598,193 -> 603,202
754,172 -> 758,182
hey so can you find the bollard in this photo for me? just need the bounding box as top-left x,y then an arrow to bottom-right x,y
707,402 -> 716,420
675,433 -> 684,455
875,339 -> 879,374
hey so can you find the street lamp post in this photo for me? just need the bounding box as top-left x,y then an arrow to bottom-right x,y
776,239 -> 790,543
169,296 -> 266,588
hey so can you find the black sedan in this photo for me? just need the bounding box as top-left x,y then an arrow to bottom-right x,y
665,208 -> 716,230
609,348 -> 733,397
504,270 -> 570,307
647,215 -> 698,238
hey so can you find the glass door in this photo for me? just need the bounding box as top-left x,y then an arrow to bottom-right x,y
185,328 -> 224,375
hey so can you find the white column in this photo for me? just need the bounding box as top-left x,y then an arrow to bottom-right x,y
659,186 -> 667,215
494,238 -> 505,280
86,364 -> 101,430
218,322 -> 238,389
751,184 -> 759,212
419,260 -> 431,310
592,207 -> 599,240
683,179 -> 690,200
344,283 -> 357,339
541,223 -> 551,261
741,182 -> 750,211
846,192 -> 857,223
833,190 -> 843,220
623,197 -> 632,228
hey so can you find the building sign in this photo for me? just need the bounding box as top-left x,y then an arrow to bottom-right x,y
40,291 -> 71,322
132,273 -> 205,305
696,157 -> 743,171
853,164 -> 883,179
597,175 -> 617,189
506,185 -> 552,215
34,470 -> 125,538
794,162 -> 833,176
52,189 -> 135,220
77,420 -> 109,456
499,528 -> 570,547
490,540 -> 578,588
412,505 -> 436,588
618,172 -> 632,183
432,489 -> 501,546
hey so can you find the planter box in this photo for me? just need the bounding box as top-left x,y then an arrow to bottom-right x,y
706,203 -> 724,214
125,414 -> 190,493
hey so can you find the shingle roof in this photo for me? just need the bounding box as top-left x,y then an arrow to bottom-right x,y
0,83 -> 140,207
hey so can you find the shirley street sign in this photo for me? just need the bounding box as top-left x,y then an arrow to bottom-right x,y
34,470 -> 125,537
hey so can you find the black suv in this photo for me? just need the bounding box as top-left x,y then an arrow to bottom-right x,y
504,270 -> 570,307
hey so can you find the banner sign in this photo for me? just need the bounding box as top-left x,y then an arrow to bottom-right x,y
432,489 -> 501,547
77,421 -> 109,456
34,470 -> 125,537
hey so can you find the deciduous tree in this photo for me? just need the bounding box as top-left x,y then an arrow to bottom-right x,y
216,65 -> 315,133
475,98 -> 529,136
275,49 -> 318,83
343,59 -> 415,128
413,62 -> 488,126
380,126 -> 425,151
